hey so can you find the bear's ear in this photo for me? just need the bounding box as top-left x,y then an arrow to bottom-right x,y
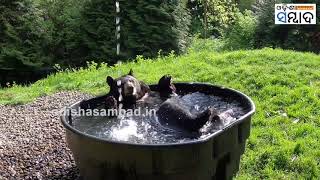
128,69 -> 134,76
106,76 -> 114,86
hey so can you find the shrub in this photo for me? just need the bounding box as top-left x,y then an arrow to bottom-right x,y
188,36 -> 226,52
224,10 -> 257,50
187,0 -> 205,35
187,0 -> 239,37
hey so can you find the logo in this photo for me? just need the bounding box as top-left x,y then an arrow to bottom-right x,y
275,4 -> 316,24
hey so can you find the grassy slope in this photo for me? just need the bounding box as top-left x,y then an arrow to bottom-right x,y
1,48 -> 320,179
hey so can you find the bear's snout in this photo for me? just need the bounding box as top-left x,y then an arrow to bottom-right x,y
123,82 -> 137,96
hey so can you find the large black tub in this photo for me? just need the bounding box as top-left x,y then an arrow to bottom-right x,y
61,83 -> 255,180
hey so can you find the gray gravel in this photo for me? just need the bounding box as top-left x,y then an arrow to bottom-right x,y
0,91 -> 93,180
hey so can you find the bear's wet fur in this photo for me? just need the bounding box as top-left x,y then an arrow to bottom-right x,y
156,97 -> 222,132
156,75 -> 223,132
157,74 -> 177,98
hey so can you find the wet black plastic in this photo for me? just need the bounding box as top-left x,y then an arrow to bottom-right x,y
61,83 -> 255,180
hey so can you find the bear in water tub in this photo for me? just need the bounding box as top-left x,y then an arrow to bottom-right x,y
156,75 -> 224,132
80,70 -> 223,132
80,69 -> 150,110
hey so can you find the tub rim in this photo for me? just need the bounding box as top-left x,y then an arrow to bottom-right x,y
60,82 -> 256,147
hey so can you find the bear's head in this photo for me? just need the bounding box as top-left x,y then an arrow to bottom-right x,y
106,69 -> 150,104
158,75 -> 177,98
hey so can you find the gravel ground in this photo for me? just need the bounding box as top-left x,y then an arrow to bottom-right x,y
0,92 -> 93,180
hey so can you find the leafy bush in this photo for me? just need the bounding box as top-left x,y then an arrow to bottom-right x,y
187,0 -> 239,37
254,0 -> 320,53
187,0 -> 205,35
224,10 -> 257,50
188,36 -> 226,53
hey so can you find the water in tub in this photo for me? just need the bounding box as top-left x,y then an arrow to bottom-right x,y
72,92 -> 247,144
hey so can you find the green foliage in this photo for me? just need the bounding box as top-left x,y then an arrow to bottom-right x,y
187,0 -> 239,37
254,0 -> 320,53
224,10 -> 257,50
81,0 -> 191,63
35,0 -> 88,67
237,0 -> 255,11
80,0 -> 117,64
187,0 -> 205,35
206,0 -> 239,37
1,48 -> 320,179
188,36 -> 226,53
1,0 -> 191,70
189,10 -> 257,52
0,0 -> 47,69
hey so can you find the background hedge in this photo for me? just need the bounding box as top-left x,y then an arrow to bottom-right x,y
120,0 -> 191,58
0,0 -> 191,70
0,0 -> 46,70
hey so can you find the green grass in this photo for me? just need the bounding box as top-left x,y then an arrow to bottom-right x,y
1,47 -> 320,179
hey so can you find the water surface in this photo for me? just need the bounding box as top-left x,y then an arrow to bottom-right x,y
72,92 -> 247,144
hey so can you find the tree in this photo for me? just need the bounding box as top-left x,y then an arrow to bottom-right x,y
35,0 -> 88,67
0,0 -> 46,69
81,0 -> 191,63
187,0 -> 239,37
254,0 -> 320,53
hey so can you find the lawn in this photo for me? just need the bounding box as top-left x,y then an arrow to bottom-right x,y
0,47 -> 320,179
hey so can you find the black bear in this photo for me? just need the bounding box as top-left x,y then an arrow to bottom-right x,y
80,69 -> 150,110
157,74 -> 177,98
156,75 -> 223,132
106,69 -> 150,107
156,97 -> 222,132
